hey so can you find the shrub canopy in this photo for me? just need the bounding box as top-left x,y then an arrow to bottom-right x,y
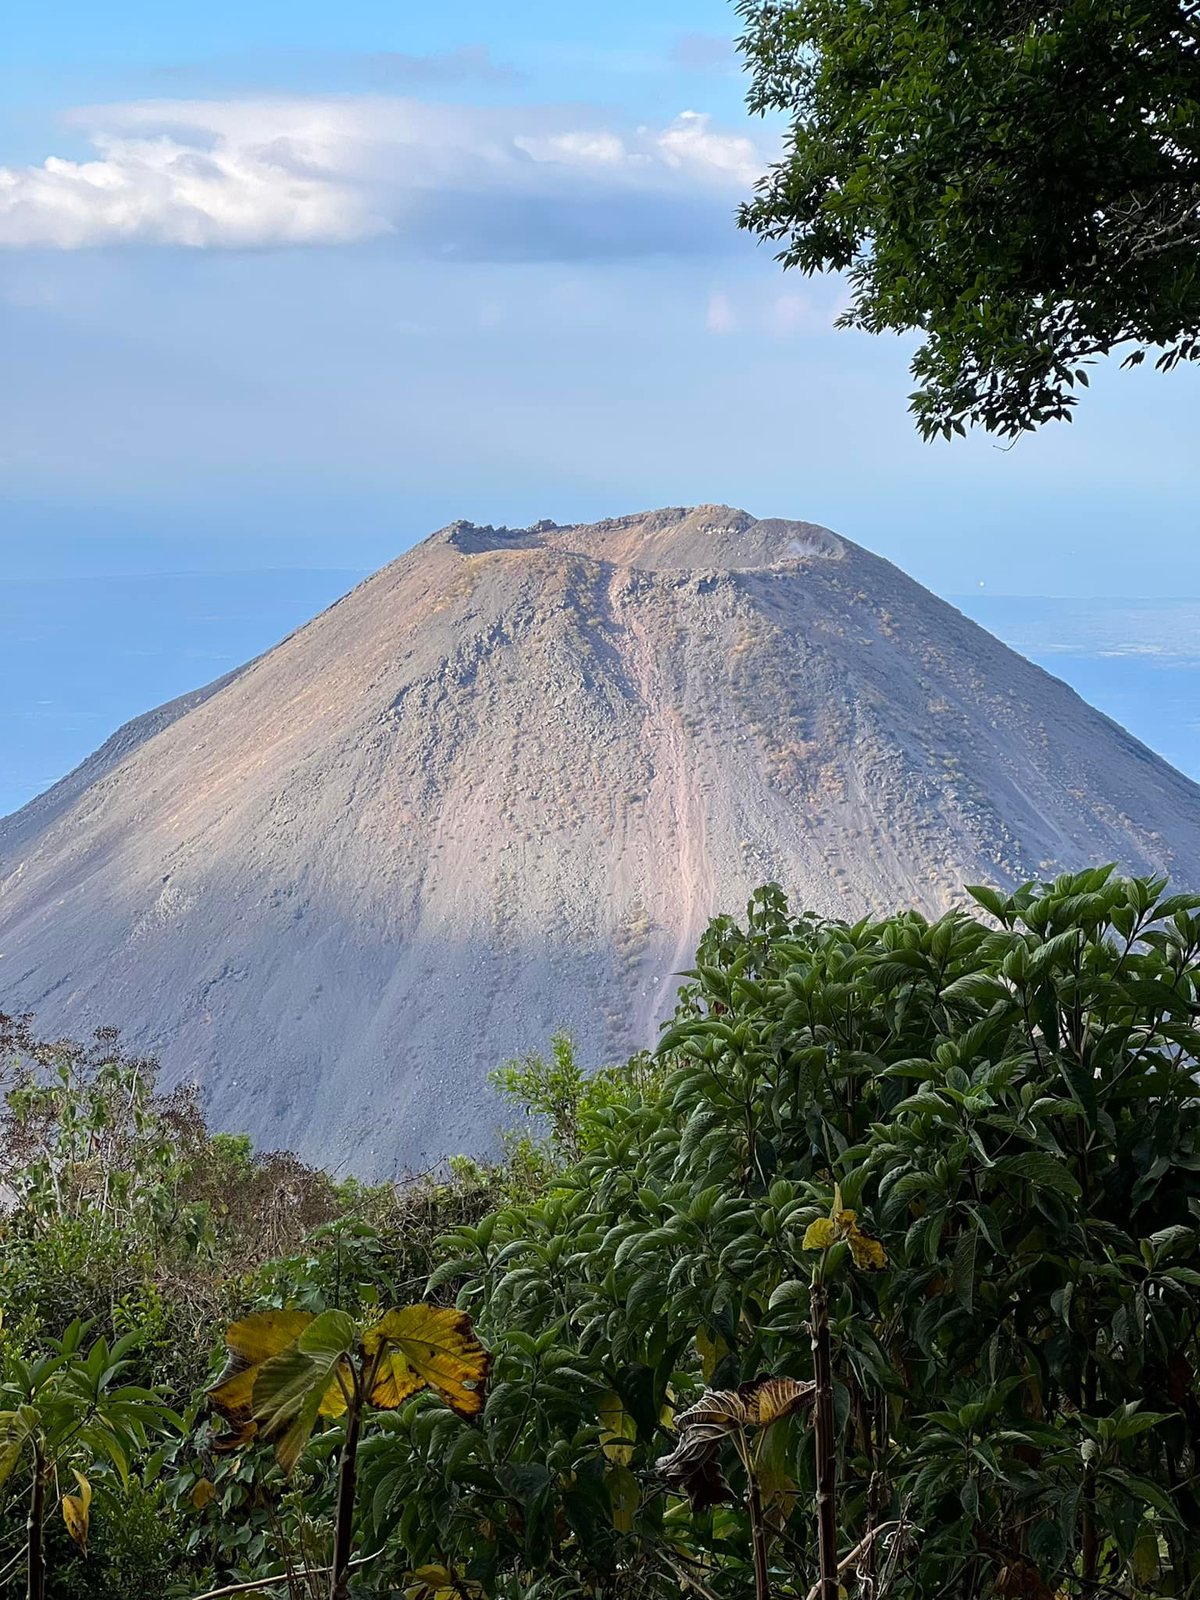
382,868 -> 1200,1600
4,868 -> 1200,1599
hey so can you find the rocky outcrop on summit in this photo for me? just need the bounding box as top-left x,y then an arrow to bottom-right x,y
2,505 -> 1198,1174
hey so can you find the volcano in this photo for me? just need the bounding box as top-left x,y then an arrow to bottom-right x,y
3,506 -> 1198,1174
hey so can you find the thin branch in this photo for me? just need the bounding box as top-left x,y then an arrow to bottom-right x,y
659,1551 -> 725,1600
187,1553 -> 377,1600
802,1522 -> 901,1600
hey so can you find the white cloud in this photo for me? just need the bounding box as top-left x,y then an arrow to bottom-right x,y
656,111 -> 761,188
513,130 -> 633,167
772,293 -> 825,337
0,132 -> 384,249
0,97 -> 769,252
706,290 -> 735,334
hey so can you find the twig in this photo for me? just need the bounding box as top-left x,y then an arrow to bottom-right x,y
659,1551 -> 724,1600
187,1553 -> 377,1600
802,1522 -> 900,1600
875,1499 -> 913,1600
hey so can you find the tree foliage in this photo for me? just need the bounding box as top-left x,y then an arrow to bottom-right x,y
736,0 -> 1200,438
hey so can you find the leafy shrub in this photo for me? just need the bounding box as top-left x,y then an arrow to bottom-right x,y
370,869 -> 1200,1600
44,1480 -> 186,1600
0,1320 -> 176,1599
491,1030 -> 668,1161
6,868 -> 1200,1600
0,1016 -> 521,1596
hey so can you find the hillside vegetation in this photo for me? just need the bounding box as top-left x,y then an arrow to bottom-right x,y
2,867 -> 1200,1600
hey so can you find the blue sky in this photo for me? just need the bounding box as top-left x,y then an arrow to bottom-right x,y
2,0 -> 1198,598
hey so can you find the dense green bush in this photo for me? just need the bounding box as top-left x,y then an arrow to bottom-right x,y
3,867 -> 1200,1599
0,1017 -> 525,1596
363,868 -> 1200,1600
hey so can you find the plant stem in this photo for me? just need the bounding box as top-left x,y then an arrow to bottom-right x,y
26,1443 -> 45,1600
810,1281 -> 838,1600
330,1395 -> 363,1600
747,1474 -> 771,1600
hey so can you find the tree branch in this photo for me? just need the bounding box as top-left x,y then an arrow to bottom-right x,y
187,1553 -> 377,1600
801,1521 -> 901,1600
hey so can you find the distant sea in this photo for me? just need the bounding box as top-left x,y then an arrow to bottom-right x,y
2,572 -> 1198,818
2,571 -> 365,818
958,595 -> 1200,788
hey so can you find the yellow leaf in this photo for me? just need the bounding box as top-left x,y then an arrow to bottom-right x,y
317,1367 -> 351,1419
607,1463 -> 639,1533
403,1564 -> 485,1600
363,1305 -> 490,1417
694,1325 -> 727,1384
742,1375 -> 817,1428
191,1477 -> 217,1510
250,1310 -> 358,1475
363,1344 -> 424,1412
62,1470 -> 92,1554
847,1223 -> 888,1271
803,1218 -> 839,1251
0,1407 -> 36,1491
598,1390 -> 636,1465
208,1310 -> 347,1444
208,1310 -> 315,1426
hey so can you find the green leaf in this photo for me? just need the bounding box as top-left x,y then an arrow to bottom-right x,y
1133,1524 -> 1159,1581
952,1229 -> 977,1313
995,1152 -> 1082,1199
1111,1408 -> 1173,1440
252,1310 -> 356,1473
965,885 -> 1009,921
1110,1472 -> 1183,1524
1027,1518 -> 1066,1571
939,972 -> 1008,1007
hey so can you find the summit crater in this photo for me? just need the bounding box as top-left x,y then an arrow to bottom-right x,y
433,504 -> 845,570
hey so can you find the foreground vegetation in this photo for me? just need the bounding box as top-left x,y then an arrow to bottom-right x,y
2,867 -> 1200,1599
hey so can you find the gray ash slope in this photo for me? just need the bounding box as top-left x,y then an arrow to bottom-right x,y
2,506 -> 1198,1175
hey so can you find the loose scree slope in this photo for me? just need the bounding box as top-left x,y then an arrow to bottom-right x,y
2,507 -> 1198,1174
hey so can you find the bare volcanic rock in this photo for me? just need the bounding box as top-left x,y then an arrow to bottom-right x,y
2,506 -> 1198,1174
